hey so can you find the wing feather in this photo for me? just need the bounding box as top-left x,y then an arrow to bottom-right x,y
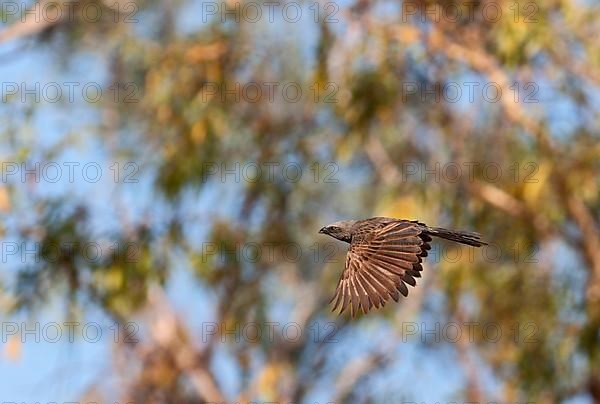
354,275 -> 372,314
356,270 -> 384,308
397,281 -> 409,297
340,280 -> 351,314
349,276 -> 361,316
330,219 -> 431,316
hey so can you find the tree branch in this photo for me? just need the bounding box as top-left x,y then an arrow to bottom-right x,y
0,0 -> 71,44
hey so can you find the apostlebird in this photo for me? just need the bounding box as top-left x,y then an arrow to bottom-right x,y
318,217 -> 487,316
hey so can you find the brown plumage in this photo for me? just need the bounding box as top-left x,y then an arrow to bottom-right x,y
318,217 -> 487,317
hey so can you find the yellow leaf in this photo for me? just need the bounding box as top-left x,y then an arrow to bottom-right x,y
4,335 -> 21,362
97,266 -> 124,291
523,162 -> 550,207
393,26 -> 420,45
185,43 -> 225,63
191,121 -> 206,144
257,362 -> 284,400
379,196 -> 424,220
0,186 -> 10,212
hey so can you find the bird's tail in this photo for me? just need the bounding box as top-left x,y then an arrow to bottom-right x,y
427,227 -> 487,247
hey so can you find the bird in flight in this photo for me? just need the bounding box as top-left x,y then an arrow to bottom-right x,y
318,217 -> 487,316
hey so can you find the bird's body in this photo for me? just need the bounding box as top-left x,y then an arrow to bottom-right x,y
318,217 -> 486,316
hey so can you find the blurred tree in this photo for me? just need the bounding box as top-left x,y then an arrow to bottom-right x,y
1,0 -> 599,402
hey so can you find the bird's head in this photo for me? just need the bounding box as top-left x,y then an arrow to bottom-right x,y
318,220 -> 357,243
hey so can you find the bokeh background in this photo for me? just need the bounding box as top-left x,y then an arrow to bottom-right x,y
0,0 -> 599,402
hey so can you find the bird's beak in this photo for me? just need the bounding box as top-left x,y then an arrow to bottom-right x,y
318,227 -> 326,234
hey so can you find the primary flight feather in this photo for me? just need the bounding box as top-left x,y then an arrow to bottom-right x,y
318,217 -> 487,317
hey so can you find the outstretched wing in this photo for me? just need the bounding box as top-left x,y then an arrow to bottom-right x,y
330,220 -> 431,316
